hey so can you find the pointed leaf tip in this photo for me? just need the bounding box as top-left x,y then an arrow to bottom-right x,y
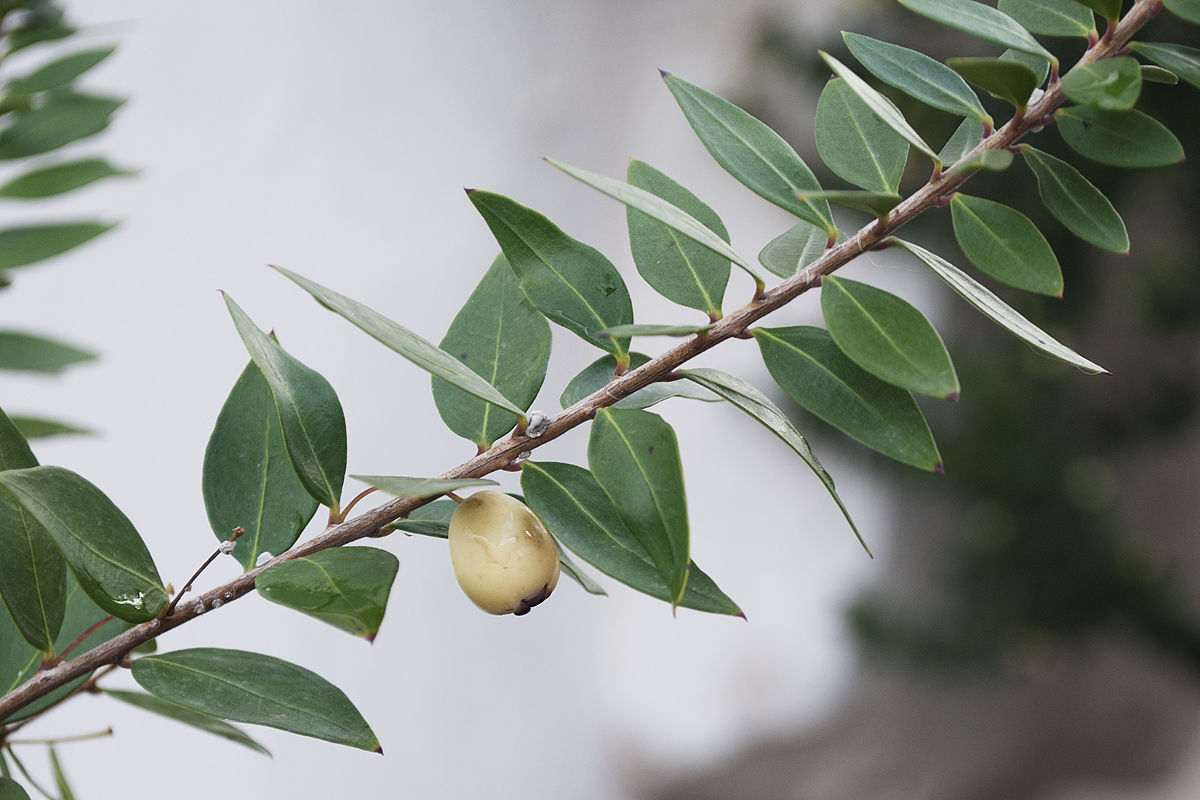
935,461 -> 945,475
464,187 -> 475,194
375,746 -> 384,755
947,391 -> 960,403
658,68 -> 671,78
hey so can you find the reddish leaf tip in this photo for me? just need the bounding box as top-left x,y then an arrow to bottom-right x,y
658,68 -> 671,79
366,631 -> 378,644
946,391 -> 960,403
375,746 -> 384,755
464,187 -> 476,195
934,461 -> 946,475
736,611 -> 748,621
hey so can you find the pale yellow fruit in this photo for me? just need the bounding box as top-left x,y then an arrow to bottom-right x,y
448,491 -> 560,615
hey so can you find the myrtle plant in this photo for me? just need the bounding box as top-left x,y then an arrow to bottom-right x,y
1,0 -> 1198,795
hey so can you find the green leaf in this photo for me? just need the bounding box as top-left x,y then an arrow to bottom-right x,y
1165,0 -> 1200,24
6,10 -> 74,55
588,409 -> 690,606
678,367 -> 865,552
0,222 -> 115,271
820,52 -> 940,166
104,689 -> 271,756
1061,57 -> 1142,111
0,94 -> 123,160
387,498 -> 457,537
842,32 -> 988,122
0,778 -> 30,800
939,118 -> 985,166
7,417 -> 92,440
753,326 -> 942,470
596,323 -> 714,338
0,331 -> 96,374
521,461 -> 740,615
996,0 -> 1094,36
433,254 -> 551,449
796,190 -> 902,220
897,0 -> 1054,61
559,352 -> 720,411
950,193 -> 1063,296
1000,48 -> 1051,87
1057,106 -> 1185,167
1075,0 -> 1125,21
273,266 -> 529,422
1020,145 -> 1129,253
203,360 -> 319,571
467,190 -> 634,360
256,547 -> 398,641
1140,65 -> 1179,84
351,475 -> 497,499
820,275 -> 959,399
948,57 -> 1040,109
892,238 -> 1107,373
549,158 -> 762,292
947,148 -> 1014,175
48,748 -> 74,800
552,537 -> 607,596
625,159 -> 731,316
815,78 -> 908,194
1132,42 -> 1200,90
7,47 -> 116,96
0,406 -> 63,652
223,293 -> 347,512
0,466 -> 168,623
0,158 -> 134,199
661,72 -> 835,235
758,220 -> 828,279
131,648 -> 381,752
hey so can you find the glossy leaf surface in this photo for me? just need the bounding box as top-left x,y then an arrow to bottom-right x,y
797,190 -> 902,219
560,352 -> 719,411
0,466 -> 167,623
203,360 -> 318,571
0,222 -> 114,271
1074,0 -> 1124,21
626,159 -> 730,316
224,293 -> 347,512
842,32 -> 987,122
1061,57 -> 1142,111
274,266 -> 527,421
468,190 -> 633,360
352,475 -> 496,499
815,78 -> 908,193
521,461 -> 740,615
1165,0 -> 1200,24
104,689 -> 271,755
588,409 -> 690,606
7,47 -> 115,95
679,367 -> 864,551
1021,145 -> 1128,253
754,326 -> 941,470
596,323 -> 713,338
948,57 -> 1040,109
996,0 -> 1094,36
132,648 -> 380,752
1057,107 -> 1185,167
950,193 -> 1063,296
939,118 -> 985,165
0,158 -> 133,199
0,331 -> 95,374
898,0 -> 1053,60
1132,42 -> 1200,90
947,148 -> 1013,175
893,238 -> 1106,373
433,254 -> 551,448
661,72 -> 834,235
758,220 -> 828,279
1000,48 -> 1050,87
0,94 -> 123,160
256,548 -> 398,641
821,276 -> 959,399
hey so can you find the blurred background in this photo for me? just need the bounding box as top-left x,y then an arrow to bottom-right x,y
1,0 -> 1198,798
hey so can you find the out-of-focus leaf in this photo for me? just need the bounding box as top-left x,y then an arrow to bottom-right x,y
754,326 -> 942,471
939,118 -> 985,166
815,78 -> 908,194
0,222 -> 115,271
1132,42 -> 1200,90
947,148 -> 1013,175
1061,57 -> 1142,111
898,0 -> 1054,60
433,254 -> 551,449
48,747 -> 74,800
948,57 -> 1040,109
821,275 -> 959,399
203,360 -> 319,571
796,190 -> 902,219
559,352 -> 719,411
132,648 -> 381,752
1141,65 -> 1179,84
1165,0 -> 1200,24
893,238 -> 1107,373
1020,145 -> 1129,253
950,193 -> 1063,296
0,94 -> 123,160
0,158 -> 134,199
351,475 -> 496,500
0,778 -> 30,800
521,461 -> 740,615
842,32 -> 988,122
0,331 -> 95,374
0,466 -> 168,623
104,689 -> 271,756
256,548 -> 398,641
6,9 -> 74,55
588,409 -> 690,606
1057,106 -> 1185,167
8,417 -> 92,440
758,220 -> 828,279
7,47 -> 116,95
223,292 -> 347,512
596,323 -> 714,338
661,72 -> 835,235
467,190 -> 634,361
997,0 -> 1094,36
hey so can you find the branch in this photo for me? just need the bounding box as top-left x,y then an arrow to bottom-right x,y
0,0 -> 1161,723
